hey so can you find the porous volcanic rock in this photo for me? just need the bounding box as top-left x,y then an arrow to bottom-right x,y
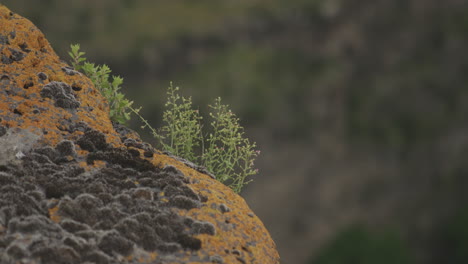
0,5 -> 279,264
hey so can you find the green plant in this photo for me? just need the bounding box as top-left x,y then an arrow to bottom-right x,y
202,97 -> 259,193
69,44 -> 259,193
69,44 -> 136,124
135,83 -> 259,193
158,84 -> 203,163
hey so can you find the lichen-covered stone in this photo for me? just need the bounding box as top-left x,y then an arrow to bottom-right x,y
0,4 -> 279,264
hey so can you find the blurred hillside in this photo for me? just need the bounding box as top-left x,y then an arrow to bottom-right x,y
4,0 -> 468,263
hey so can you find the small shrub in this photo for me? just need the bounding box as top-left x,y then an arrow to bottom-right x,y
69,44 -> 136,124
69,45 -> 259,193
159,84 -> 203,163
134,84 -> 259,193
202,97 -> 259,193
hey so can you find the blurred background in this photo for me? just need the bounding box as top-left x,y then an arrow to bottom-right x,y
4,0 -> 468,263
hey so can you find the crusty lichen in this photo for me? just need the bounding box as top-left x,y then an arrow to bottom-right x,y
0,4 -> 280,264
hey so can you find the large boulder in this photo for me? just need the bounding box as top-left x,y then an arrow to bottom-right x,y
0,5 -> 279,264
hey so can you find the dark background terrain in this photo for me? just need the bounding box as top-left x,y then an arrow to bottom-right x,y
3,1 -> 468,263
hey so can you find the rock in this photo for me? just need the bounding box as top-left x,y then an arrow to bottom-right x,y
0,4 -> 279,264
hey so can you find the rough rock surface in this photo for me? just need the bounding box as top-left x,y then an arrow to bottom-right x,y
0,5 -> 279,264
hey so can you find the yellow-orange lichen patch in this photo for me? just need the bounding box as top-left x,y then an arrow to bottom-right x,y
0,4 -> 280,264
125,251 -> 161,264
148,153 -> 280,264
48,205 -> 60,223
78,159 -> 107,172
0,5 -> 121,147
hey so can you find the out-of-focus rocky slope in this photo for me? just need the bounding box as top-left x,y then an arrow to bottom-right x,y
0,5 -> 279,264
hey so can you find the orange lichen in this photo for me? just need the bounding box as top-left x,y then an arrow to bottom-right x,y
48,205 -> 60,223
0,4 -> 279,264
